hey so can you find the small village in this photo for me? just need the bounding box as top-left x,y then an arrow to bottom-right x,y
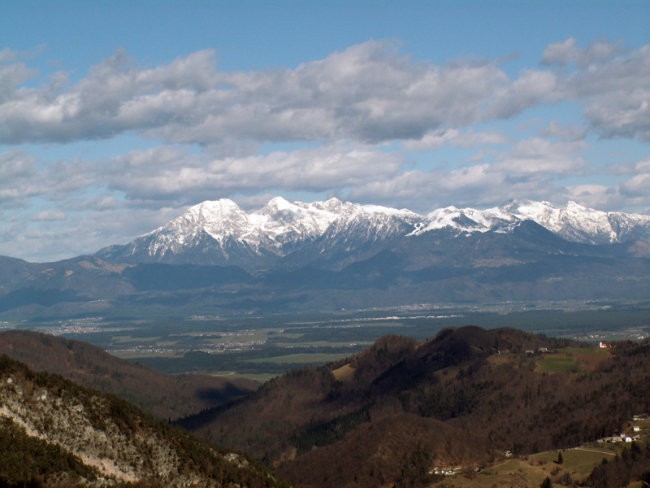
427,414 -> 650,482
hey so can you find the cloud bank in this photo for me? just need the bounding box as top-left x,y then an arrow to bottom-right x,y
0,39 -> 648,260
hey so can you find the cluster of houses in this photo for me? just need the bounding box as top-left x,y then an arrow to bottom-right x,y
598,433 -> 640,444
524,346 -> 552,355
429,466 -> 462,477
596,414 -> 647,444
427,414 -> 648,479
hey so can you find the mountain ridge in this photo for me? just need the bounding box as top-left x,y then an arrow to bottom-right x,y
2,198 -> 650,318
96,198 -> 650,270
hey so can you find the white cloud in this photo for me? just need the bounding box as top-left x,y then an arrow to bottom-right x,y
0,42 -> 556,146
1,39 -> 649,261
566,44 -> 650,141
542,38 -> 620,67
542,38 -> 580,65
2,40 -> 648,147
404,128 -> 507,151
0,151 -> 38,203
617,159 -> 650,200
33,210 -> 66,221
105,143 -> 403,203
495,137 -> 587,175
486,69 -> 559,119
348,135 -> 589,212
541,121 -> 586,141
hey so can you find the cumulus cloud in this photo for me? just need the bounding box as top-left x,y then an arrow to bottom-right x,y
33,210 -> 66,221
404,128 -> 507,151
0,49 -> 218,143
561,156 -> 650,212
542,38 -> 620,67
0,151 -> 39,203
485,69 -> 559,119
541,121 -> 586,141
618,159 -> 650,199
564,43 -> 650,141
494,137 -> 587,175
0,41 -> 566,146
2,40 -> 648,147
1,39 -> 650,261
349,135 -> 588,212
348,162 -> 553,212
105,143 -> 403,203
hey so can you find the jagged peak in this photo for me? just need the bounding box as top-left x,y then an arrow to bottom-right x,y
265,196 -> 295,211
103,197 -> 650,265
188,198 -> 243,218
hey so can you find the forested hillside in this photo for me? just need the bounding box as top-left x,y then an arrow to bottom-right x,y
179,327 -> 650,487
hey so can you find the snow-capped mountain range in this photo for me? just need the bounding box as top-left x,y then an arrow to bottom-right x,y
145,196 -> 419,255
412,200 -> 650,244
96,197 -> 650,271
3,197 -> 650,318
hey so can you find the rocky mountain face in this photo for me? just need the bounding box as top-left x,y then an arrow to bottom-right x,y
0,354 -> 285,487
97,197 -> 421,271
413,200 -> 650,244
96,198 -> 650,270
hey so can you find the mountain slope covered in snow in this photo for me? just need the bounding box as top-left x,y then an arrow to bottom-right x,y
97,198 -> 650,270
2,198 -> 650,319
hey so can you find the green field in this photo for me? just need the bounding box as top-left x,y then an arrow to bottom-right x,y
441,444 -> 628,487
245,352 -> 352,365
536,346 -> 611,373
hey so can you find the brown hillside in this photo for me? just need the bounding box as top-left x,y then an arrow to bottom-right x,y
179,326 -> 650,488
0,329 -> 256,419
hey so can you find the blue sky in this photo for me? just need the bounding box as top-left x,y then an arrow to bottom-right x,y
1,0 -> 649,261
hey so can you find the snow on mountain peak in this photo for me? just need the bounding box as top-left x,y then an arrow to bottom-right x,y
411,205 -> 516,235
265,196 -> 295,212
506,200 -> 619,244
410,199 -> 650,244
190,199 -> 243,222
133,197 -> 650,262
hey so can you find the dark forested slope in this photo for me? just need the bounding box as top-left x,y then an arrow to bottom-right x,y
179,327 -> 650,487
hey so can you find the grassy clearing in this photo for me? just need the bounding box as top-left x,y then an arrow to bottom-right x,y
537,355 -> 579,372
110,335 -> 161,344
536,346 -> 611,373
436,444 -> 625,487
561,447 -> 617,475
207,371 -> 279,384
332,363 -> 355,382
269,340 -> 372,348
245,352 -> 350,365
110,350 -> 183,359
